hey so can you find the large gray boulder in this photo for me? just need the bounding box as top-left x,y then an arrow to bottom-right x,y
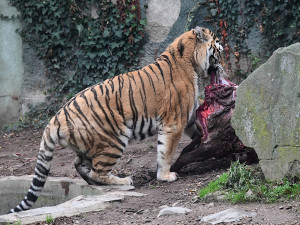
231,43 -> 300,180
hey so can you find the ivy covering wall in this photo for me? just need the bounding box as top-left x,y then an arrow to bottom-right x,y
186,0 -> 300,77
10,0 -> 146,107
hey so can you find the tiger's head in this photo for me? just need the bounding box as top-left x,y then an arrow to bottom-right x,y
171,27 -> 226,81
193,27 -> 225,79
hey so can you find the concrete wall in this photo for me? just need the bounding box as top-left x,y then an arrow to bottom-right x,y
0,0 -> 24,129
0,0 -> 47,129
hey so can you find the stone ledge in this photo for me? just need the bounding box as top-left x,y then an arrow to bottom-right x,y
0,176 -> 146,225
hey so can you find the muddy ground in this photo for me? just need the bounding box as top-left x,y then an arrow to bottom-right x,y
0,128 -> 299,224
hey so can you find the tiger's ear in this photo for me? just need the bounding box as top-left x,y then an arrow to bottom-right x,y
194,26 -> 209,43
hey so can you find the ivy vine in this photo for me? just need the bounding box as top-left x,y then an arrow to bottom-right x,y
186,0 -> 300,77
8,0 -> 146,125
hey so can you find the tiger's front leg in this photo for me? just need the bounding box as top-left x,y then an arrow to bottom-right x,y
156,124 -> 184,182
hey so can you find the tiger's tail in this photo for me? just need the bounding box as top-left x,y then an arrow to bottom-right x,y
9,126 -> 56,213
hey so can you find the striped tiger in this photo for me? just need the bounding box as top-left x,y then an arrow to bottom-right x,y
9,27 -> 224,213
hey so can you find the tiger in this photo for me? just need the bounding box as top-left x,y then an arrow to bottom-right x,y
9,27 -> 224,213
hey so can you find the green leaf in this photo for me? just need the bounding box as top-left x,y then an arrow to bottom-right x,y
103,29 -> 110,38
139,19 -> 147,26
115,30 -> 123,38
76,24 -> 84,35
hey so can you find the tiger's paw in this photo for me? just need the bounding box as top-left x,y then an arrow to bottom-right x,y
157,172 -> 178,182
108,175 -> 133,185
121,176 -> 133,185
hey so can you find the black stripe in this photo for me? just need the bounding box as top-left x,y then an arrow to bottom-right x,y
99,84 -> 104,94
94,161 -> 116,167
90,103 -> 104,126
108,78 -> 115,93
92,151 -> 122,159
18,202 -> 26,210
142,69 -> 156,94
36,162 -> 50,175
158,140 -> 163,145
118,75 -> 124,98
148,118 -> 153,136
158,150 -> 165,158
137,71 -> 149,120
178,38 -> 185,57
67,119 -> 77,146
127,72 -> 137,85
45,127 -> 55,146
54,114 -> 61,139
92,167 -> 112,173
23,199 -> 32,207
137,71 -> 147,98
43,142 -> 54,152
108,140 -> 125,153
38,154 -> 53,162
128,78 -> 138,138
168,47 -> 178,65
26,191 -> 38,202
32,177 -> 47,188
148,65 -> 159,81
63,105 -> 75,124
80,91 -> 90,107
139,89 -> 148,120
115,91 -> 125,120
105,95 -> 123,132
139,116 -> 145,140
154,62 -> 166,86
12,207 -> 21,213
78,129 -> 90,150
105,84 -> 110,100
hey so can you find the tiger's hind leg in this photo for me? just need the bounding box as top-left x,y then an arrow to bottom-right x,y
74,155 -> 97,185
87,147 -> 133,185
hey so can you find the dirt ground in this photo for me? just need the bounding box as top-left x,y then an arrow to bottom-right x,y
0,128 -> 299,225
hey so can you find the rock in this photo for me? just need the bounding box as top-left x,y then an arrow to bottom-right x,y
201,208 -> 257,224
286,205 -> 292,210
232,43 -> 300,180
245,189 -> 254,199
203,191 -> 227,203
157,207 -> 191,218
158,205 -> 168,209
144,0 -> 181,42
206,203 -> 215,208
